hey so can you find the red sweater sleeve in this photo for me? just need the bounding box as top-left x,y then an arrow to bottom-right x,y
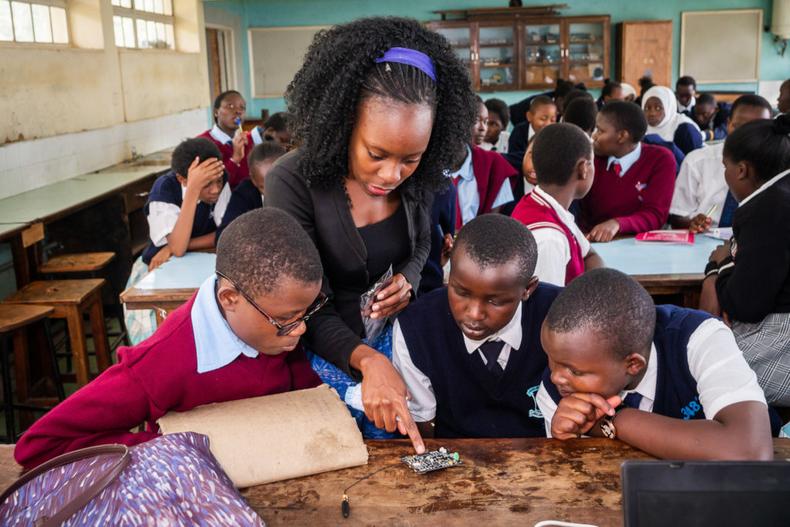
615,148 -> 675,233
14,362 -> 159,470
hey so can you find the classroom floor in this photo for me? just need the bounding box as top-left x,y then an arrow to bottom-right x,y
0,315 -> 123,443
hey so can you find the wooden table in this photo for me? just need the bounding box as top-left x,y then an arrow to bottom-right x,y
592,236 -> 724,307
243,438 -> 790,526
120,252 -> 215,322
0,439 -> 788,525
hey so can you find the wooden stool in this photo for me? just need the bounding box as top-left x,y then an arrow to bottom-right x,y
5,280 -> 112,387
38,252 -> 116,274
0,304 -> 64,442
39,252 -> 130,350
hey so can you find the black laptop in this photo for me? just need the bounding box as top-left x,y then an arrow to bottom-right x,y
621,460 -> 790,527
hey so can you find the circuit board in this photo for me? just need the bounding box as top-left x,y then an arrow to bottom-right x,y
401,447 -> 463,474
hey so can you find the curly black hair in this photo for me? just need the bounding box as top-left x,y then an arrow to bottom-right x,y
285,17 -> 476,195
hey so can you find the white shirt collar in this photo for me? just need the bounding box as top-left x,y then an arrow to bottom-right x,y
738,168 -> 790,208
606,142 -> 642,176
533,186 -> 577,228
528,124 -> 536,139
678,97 -> 695,113
191,275 -> 259,373
448,145 -> 474,182
462,302 -> 523,354
620,342 -> 657,404
209,124 -> 233,145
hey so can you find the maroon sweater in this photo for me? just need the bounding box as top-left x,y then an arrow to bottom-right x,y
580,144 -> 676,233
14,294 -> 320,470
197,129 -> 255,189
471,145 -> 519,215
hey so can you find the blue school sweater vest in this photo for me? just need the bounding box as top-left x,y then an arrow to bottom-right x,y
542,305 -> 781,435
398,283 -> 561,438
142,171 -> 221,264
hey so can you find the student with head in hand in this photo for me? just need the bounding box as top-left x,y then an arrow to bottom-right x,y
643,85 -> 704,155
670,94 -> 772,233
537,268 -> 777,460
511,123 -> 603,287
198,90 -> 255,188
16,208 -> 325,470
699,115 -> 790,407
393,214 -> 560,438
265,17 -> 476,451
579,101 -> 676,242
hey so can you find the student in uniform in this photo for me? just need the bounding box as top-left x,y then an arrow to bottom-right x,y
675,76 -> 697,116
670,95 -> 772,232
251,112 -> 294,147
596,79 -> 623,110
580,101 -> 676,242
509,79 -> 573,127
699,115 -> 790,406
265,17 -> 477,452
481,98 -> 510,153
216,142 -> 286,241
124,138 -> 232,345
452,96 -> 518,228
620,82 -> 637,103
511,123 -> 603,286
198,90 -> 255,188
507,96 -> 557,157
15,208 -> 325,469
393,214 -> 560,438
561,97 -> 598,136
537,268 -> 776,460
642,85 -> 704,155
691,93 -> 729,142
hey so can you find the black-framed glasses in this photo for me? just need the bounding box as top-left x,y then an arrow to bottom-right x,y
216,271 -> 327,336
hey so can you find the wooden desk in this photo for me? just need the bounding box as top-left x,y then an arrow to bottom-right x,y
243,438 -> 790,526
0,439 -> 788,525
121,252 -> 215,320
592,236 -> 723,306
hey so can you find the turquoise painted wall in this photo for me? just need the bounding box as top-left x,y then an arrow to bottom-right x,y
205,0 -> 790,117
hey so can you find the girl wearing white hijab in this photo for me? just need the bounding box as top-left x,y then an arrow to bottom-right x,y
642,85 -> 704,155
620,82 -> 637,102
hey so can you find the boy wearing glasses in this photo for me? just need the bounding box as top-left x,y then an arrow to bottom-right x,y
15,209 -> 326,470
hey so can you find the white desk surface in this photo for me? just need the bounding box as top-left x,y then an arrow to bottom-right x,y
135,252 -> 216,290
592,236 -> 723,277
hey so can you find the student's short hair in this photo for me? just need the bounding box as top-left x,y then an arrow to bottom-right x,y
601,79 -> 621,98
263,112 -> 293,132
724,114 -> 790,183
598,101 -> 648,142
562,97 -> 598,134
453,214 -> 537,285
529,95 -> 555,112
676,76 -> 696,90
532,123 -> 592,186
248,142 -> 286,168
562,89 -> 593,109
730,94 -> 772,117
171,137 -> 222,178
545,268 -> 656,359
638,75 -> 654,91
216,208 -> 323,297
554,79 -> 575,99
695,92 -> 716,107
484,98 -> 510,128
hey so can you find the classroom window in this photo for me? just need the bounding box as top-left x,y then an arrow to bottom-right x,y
111,0 -> 174,50
0,0 -> 68,44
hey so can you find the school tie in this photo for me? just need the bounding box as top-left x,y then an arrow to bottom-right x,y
611,161 -> 622,178
623,391 -> 643,409
452,176 -> 464,231
717,191 -> 738,228
478,340 -> 505,378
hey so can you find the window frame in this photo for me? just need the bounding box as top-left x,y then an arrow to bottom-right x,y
0,0 -> 70,46
111,0 -> 175,51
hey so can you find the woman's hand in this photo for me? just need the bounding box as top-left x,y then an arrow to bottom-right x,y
148,245 -> 172,271
586,219 -> 620,243
357,347 -> 425,453
371,273 -> 412,319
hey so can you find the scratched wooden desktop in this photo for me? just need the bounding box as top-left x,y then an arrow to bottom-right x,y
1,439 -> 788,526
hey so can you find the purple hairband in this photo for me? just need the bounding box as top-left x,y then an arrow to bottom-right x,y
375,47 -> 437,82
